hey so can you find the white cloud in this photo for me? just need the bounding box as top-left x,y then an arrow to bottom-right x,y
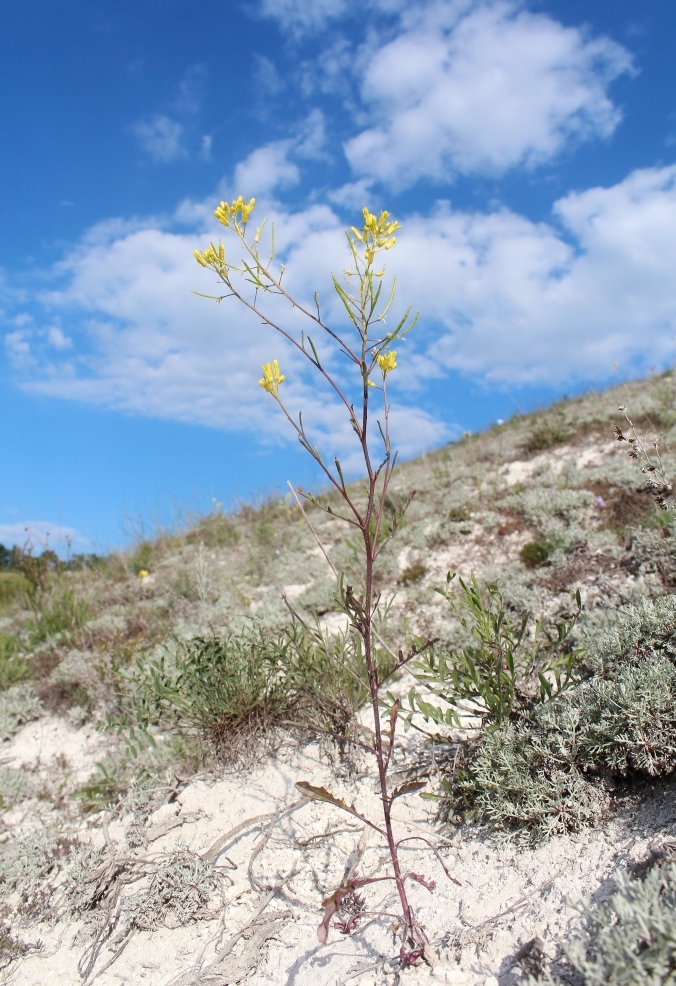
131,115 -> 186,163
229,114 -> 328,196
258,0 -> 350,35
328,179 -> 376,210
252,53 -> 285,95
295,109 -> 328,160
12,158 -> 676,468
232,143 -> 300,195
47,326 -> 72,349
5,329 -> 33,367
389,165 -> 676,383
15,195 -> 447,468
176,64 -> 207,114
345,0 -> 633,186
200,135 -> 213,160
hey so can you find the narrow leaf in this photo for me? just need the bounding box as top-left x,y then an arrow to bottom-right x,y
295,782 -> 384,834
391,781 -> 426,801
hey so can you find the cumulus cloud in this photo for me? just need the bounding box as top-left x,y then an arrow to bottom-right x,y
11,160 -> 676,467
175,64 -> 207,114
252,53 -> 285,95
5,329 -> 33,368
47,326 -> 72,350
131,115 -> 186,163
390,165 -> 676,382
12,196 -> 447,468
232,143 -> 300,196
228,114 -> 327,197
345,0 -> 633,186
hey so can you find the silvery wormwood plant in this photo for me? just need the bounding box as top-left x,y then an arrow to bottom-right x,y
192,197 -> 458,966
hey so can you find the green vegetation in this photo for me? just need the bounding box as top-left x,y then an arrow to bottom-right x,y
2,233 -> 676,976
445,594 -> 676,839
538,862 -> 676,986
409,573 -> 584,729
0,685 -> 42,741
0,635 -> 28,690
0,572 -> 29,609
522,419 -> 572,454
111,618 -> 394,762
398,562 -> 427,584
520,539 -> 552,567
27,587 -> 89,644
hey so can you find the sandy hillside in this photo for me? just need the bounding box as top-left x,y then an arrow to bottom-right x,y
2,372 -> 676,985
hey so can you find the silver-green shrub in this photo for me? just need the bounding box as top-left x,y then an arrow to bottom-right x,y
0,685 -> 42,741
538,862 -> 676,986
120,848 -> 216,929
453,595 -> 676,838
0,831 -> 59,916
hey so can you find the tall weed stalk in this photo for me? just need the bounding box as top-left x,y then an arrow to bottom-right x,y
193,199 -> 450,964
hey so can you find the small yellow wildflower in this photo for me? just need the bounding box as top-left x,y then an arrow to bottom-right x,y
356,208 -> 401,261
376,350 -> 397,376
214,196 -> 256,227
193,241 -> 225,268
138,570 -> 149,579
258,359 -> 286,397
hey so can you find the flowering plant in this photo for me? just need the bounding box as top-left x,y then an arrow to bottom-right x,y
193,198 -> 455,966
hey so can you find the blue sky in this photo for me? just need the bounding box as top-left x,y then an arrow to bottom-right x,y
2,0 -> 676,554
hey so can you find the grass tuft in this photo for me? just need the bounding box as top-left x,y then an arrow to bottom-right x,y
520,540 -> 552,568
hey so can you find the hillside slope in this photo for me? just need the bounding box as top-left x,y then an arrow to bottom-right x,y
3,372 -> 676,986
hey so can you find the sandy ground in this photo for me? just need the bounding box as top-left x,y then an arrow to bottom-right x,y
4,714 -> 675,986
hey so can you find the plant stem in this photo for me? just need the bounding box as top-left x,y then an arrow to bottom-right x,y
361,461 -> 422,956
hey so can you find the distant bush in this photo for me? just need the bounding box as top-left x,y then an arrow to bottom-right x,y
520,540 -> 552,568
27,587 -> 89,644
0,766 -> 35,810
447,506 -> 471,522
0,635 -> 28,691
130,540 -> 153,575
0,573 -> 29,610
0,545 -> 17,569
0,685 -> 42,741
522,421 -> 572,455
398,562 -> 427,585
623,527 -> 676,587
188,514 -> 240,548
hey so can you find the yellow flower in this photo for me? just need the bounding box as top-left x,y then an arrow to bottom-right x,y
376,350 -> 397,375
193,241 -> 225,268
354,208 -> 402,264
214,196 -> 256,227
138,570 -> 149,579
258,359 -> 286,396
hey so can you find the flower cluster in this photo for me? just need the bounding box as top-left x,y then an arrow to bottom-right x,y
258,360 -> 286,397
351,209 -> 401,265
193,241 -> 225,269
376,350 -> 397,376
214,196 -> 256,228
